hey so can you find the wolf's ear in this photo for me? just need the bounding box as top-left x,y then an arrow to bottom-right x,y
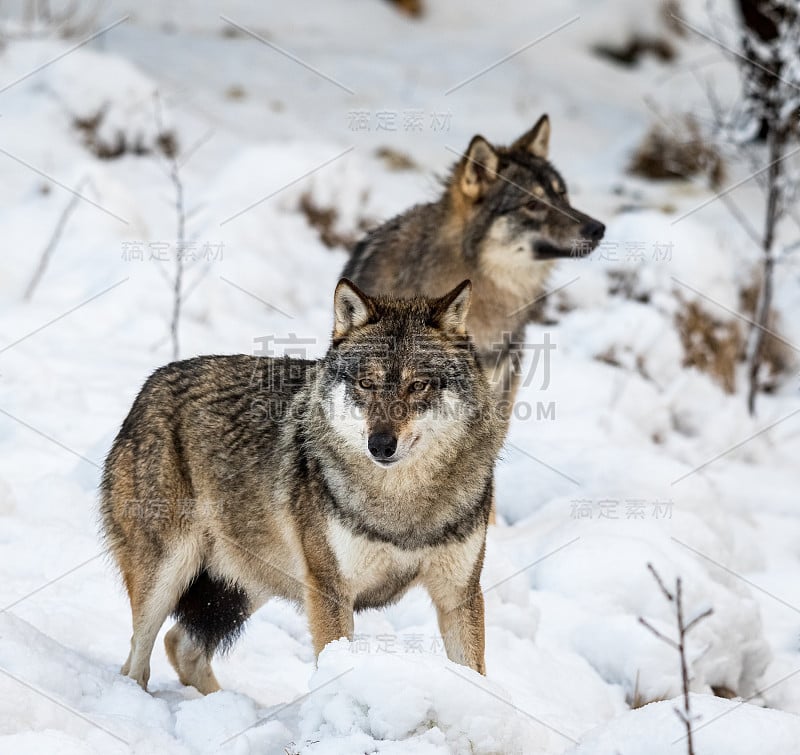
432,280 -> 472,336
333,279 -> 373,341
459,136 -> 499,201
512,114 -> 550,158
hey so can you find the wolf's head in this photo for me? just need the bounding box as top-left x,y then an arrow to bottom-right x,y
450,115 -> 604,272
320,279 -> 489,469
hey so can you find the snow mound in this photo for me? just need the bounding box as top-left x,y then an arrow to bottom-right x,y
0,612 -> 169,753
568,694 -> 800,755
598,211 -> 747,320
296,640 -> 547,754
496,495 -> 771,706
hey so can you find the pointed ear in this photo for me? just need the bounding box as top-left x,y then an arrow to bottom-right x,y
333,279 -> 373,341
459,136 -> 499,201
432,280 -> 472,336
512,114 -> 550,158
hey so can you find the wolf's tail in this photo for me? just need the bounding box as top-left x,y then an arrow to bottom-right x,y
172,569 -> 251,657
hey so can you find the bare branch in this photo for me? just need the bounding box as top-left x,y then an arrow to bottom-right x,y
641,564 -> 710,755
24,175 -> 89,300
677,1 -> 800,415
647,562 -> 675,602
638,617 -> 680,650
685,607 -> 714,634
153,92 -> 186,361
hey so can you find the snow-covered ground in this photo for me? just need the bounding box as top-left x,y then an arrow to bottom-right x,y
1,1 -> 800,752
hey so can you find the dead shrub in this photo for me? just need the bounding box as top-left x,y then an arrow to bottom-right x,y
298,193 -> 374,251
375,146 -> 418,172
385,0 -> 423,18
629,116 -> 725,189
74,108 -> 178,160
675,298 -> 741,393
594,1 -> 683,66
594,36 -> 675,66
673,287 -> 789,395
739,279 -> 794,393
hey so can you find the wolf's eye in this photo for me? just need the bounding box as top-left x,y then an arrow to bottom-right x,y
409,380 -> 429,393
358,378 -> 374,389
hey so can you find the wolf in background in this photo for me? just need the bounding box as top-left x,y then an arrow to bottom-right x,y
101,280 -> 505,693
343,115 -> 605,416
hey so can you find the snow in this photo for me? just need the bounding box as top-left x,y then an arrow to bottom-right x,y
570,693 -> 800,755
2,0 -> 800,753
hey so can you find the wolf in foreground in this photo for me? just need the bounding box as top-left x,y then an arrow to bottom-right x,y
101,280 -> 505,693
343,115 -> 605,414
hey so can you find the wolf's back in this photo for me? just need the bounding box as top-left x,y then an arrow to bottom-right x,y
342,201 -> 449,294
99,355 -> 314,556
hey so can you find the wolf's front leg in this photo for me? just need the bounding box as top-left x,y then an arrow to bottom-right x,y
433,586 -> 486,674
423,531 -> 487,675
304,573 -> 354,656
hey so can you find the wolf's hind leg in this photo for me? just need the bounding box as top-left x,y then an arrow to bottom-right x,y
165,569 -> 252,694
122,541 -> 202,691
164,623 -> 221,694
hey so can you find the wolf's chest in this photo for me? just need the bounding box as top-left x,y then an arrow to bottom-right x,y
326,519 -> 422,602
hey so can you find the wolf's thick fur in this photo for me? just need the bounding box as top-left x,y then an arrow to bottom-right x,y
343,115 -> 605,413
101,281 -> 504,693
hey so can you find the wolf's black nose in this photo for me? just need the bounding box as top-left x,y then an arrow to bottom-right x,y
368,432 -> 398,460
581,220 -> 605,243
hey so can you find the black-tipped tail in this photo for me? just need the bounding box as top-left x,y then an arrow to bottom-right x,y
172,570 -> 250,657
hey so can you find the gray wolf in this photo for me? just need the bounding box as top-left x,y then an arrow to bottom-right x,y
343,115 -> 605,414
100,280 -> 505,693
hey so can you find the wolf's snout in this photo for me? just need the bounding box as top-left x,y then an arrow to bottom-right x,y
368,432 -> 398,461
581,219 -> 605,244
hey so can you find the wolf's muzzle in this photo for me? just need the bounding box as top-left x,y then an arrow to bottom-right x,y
581,219 -> 605,244
368,431 -> 398,462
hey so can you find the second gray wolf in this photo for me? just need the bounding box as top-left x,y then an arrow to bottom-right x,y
343,115 -> 605,415
100,280 -> 505,693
